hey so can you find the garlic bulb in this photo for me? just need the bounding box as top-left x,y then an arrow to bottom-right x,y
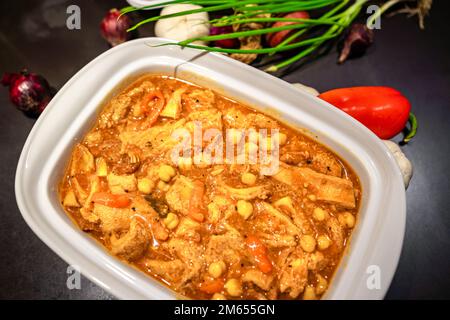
292,82 -> 320,96
155,4 -> 210,46
383,140 -> 413,188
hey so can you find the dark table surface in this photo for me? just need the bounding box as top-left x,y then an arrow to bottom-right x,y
0,0 -> 449,300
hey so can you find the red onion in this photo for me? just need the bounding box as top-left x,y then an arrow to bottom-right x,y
266,11 -> 309,48
338,23 -> 374,64
210,26 -> 239,49
100,8 -> 132,47
1,69 -> 54,117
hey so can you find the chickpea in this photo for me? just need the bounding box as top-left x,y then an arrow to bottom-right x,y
237,200 -> 253,220
339,212 -> 355,228
291,258 -> 305,271
164,213 -> 179,230
277,132 -> 287,145
247,130 -> 260,144
159,165 -> 176,182
307,194 -> 316,201
211,293 -> 227,300
177,157 -> 193,171
245,142 -> 258,156
266,132 -> 287,149
300,234 -> 317,253
157,180 -> 170,192
346,212 -> 355,228
263,137 -> 273,151
308,252 -> 325,271
137,178 -> 154,194
313,207 -> 328,221
228,128 -> 243,145
317,235 -> 331,250
303,286 -> 317,300
224,279 -> 242,297
208,261 -> 227,278
241,172 -> 257,186
315,274 -> 328,295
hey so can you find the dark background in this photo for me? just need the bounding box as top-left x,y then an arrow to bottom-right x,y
0,0 -> 449,300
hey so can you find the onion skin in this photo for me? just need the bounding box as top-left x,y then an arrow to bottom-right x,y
100,8 -> 132,47
1,70 -> 54,117
266,11 -> 309,48
210,26 -> 239,49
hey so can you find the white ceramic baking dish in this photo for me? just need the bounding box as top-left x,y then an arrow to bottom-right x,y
15,37 -> 406,300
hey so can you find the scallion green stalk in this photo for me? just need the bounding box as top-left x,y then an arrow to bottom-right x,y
123,0 -> 372,71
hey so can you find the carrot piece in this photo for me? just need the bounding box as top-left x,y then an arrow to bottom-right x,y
189,211 -> 205,223
91,192 -> 131,208
245,235 -> 273,273
141,91 -> 165,128
199,278 -> 224,294
188,180 -> 206,222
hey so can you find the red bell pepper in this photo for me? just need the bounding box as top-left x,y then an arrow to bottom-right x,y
318,86 -> 416,141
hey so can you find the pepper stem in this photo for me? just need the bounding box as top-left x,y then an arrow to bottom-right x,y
403,112 -> 417,143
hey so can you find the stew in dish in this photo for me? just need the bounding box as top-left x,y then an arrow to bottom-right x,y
59,75 -> 361,300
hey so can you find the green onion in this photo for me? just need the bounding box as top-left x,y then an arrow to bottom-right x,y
269,0 -> 350,56
366,0 -> 401,28
178,21 -> 341,46
123,0 -> 372,71
214,17 -> 343,28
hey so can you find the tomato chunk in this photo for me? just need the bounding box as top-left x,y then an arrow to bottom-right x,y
245,235 -> 273,273
188,180 -> 206,222
199,278 -> 224,294
91,192 -> 131,208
